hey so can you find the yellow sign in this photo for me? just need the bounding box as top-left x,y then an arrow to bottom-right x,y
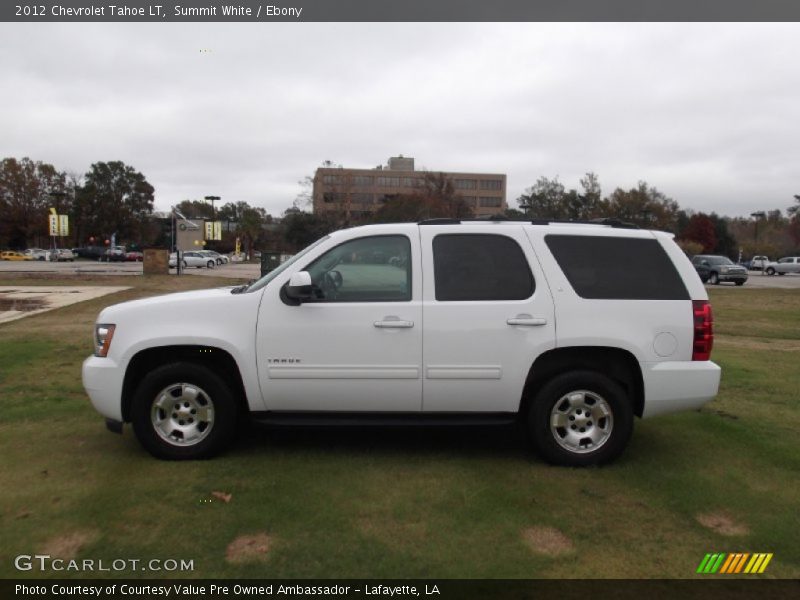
205,221 -> 222,241
49,214 -> 59,236
58,215 -> 69,237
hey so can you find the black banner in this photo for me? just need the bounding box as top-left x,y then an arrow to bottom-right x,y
3,579 -> 800,600
4,0 -> 800,23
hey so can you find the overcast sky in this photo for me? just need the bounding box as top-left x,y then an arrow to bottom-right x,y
1,22 -> 798,218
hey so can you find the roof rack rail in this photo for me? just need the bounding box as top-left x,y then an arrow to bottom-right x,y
418,218 -> 461,225
530,217 -> 639,229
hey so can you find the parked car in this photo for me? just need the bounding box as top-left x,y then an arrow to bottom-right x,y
73,246 -> 108,260
1,251 -> 33,261
24,248 -> 48,261
125,251 -> 144,262
51,249 -> 75,262
84,219 -> 721,465
748,255 -> 770,271
197,250 -> 228,265
101,246 -> 127,262
168,251 -> 216,269
691,255 -> 748,286
765,257 -> 800,276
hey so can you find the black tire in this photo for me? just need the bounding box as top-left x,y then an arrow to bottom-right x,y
766,267 -> 775,276
207,260 -> 215,269
709,272 -> 719,285
527,370 -> 633,466
131,362 -> 239,460
735,281 -> 745,286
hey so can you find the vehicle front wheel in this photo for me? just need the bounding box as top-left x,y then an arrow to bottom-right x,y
709,272 -> 720,285
527,370 -> 633,466
766,267 -> 776,275
131,362 -> 239,460
207,260 -> 215,268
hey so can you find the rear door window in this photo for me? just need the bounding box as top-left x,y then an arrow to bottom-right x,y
433,234 -> 534,301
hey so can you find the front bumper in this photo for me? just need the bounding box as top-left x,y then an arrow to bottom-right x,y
82,355 -> 125,422
641,360 -> 722,418
719,272 -> 748,283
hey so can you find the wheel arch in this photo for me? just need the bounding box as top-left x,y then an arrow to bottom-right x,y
122,345 -> 248,422
520,346 -> 644,418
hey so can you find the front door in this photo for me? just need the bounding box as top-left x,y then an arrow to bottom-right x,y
256,231 -> 422,412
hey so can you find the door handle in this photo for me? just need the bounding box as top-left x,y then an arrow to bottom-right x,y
374,318 -> 414,328
507,315 -> 547,326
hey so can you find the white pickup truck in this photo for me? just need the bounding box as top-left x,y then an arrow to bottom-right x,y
83,219 -> 721,466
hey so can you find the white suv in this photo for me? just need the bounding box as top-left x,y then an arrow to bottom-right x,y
83,219 -> 721,466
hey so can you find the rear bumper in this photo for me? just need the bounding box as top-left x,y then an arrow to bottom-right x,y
641,360 -> 721,418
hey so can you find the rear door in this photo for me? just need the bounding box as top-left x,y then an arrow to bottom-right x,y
419,224 -> 556,413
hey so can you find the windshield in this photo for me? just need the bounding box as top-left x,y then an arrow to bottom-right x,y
706,256 -> 734,266
245,236 -> 330,293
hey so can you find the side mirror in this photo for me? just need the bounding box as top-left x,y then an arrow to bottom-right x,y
285,271 -> 313,303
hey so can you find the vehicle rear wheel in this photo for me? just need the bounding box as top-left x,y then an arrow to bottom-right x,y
131,362 -> 239,460
528,370 -> 633,466
709,272 -> 720,285
766,267 -> 776,275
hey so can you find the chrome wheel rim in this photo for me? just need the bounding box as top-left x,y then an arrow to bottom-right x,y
151,383 -> 215,447
549,390 -> 613,454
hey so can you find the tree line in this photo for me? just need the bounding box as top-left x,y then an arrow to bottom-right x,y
3,156 -> 798,260
0,157 -> 155,249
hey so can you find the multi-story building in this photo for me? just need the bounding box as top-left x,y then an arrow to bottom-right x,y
312,156 -> 507,219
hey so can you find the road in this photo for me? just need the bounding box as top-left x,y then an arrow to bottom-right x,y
2,261 -> 799,288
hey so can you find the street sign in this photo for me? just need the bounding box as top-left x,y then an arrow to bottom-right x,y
49,214 -> 59,236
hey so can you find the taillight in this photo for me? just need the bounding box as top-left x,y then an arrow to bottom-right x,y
692,300 -> 713,361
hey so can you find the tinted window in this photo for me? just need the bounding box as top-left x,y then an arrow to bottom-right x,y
545,235 -> 689,300
433,234 -> 534,301
304,235 -> 411,302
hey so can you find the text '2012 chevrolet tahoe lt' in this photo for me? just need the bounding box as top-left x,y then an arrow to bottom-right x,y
83,219 -> 721,466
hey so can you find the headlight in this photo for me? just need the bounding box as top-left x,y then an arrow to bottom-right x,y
94,324 -> 116,357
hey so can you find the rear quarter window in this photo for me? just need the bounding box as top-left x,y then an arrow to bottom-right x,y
545,235 -> 689,300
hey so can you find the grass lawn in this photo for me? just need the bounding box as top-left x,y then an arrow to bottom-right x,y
0,275 -> 798,579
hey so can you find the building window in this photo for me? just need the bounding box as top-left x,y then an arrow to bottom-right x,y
323,192 -> 346,203
351,193 -> 374,205
353,176 -> 373,187
454,179 -> 477,190
480,179 -> 503,190
322,174 -> 342,185
402,177 -> 422,187
479,197 -> 502,208
459,196 -> 478,206
376,176 -> 401,187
